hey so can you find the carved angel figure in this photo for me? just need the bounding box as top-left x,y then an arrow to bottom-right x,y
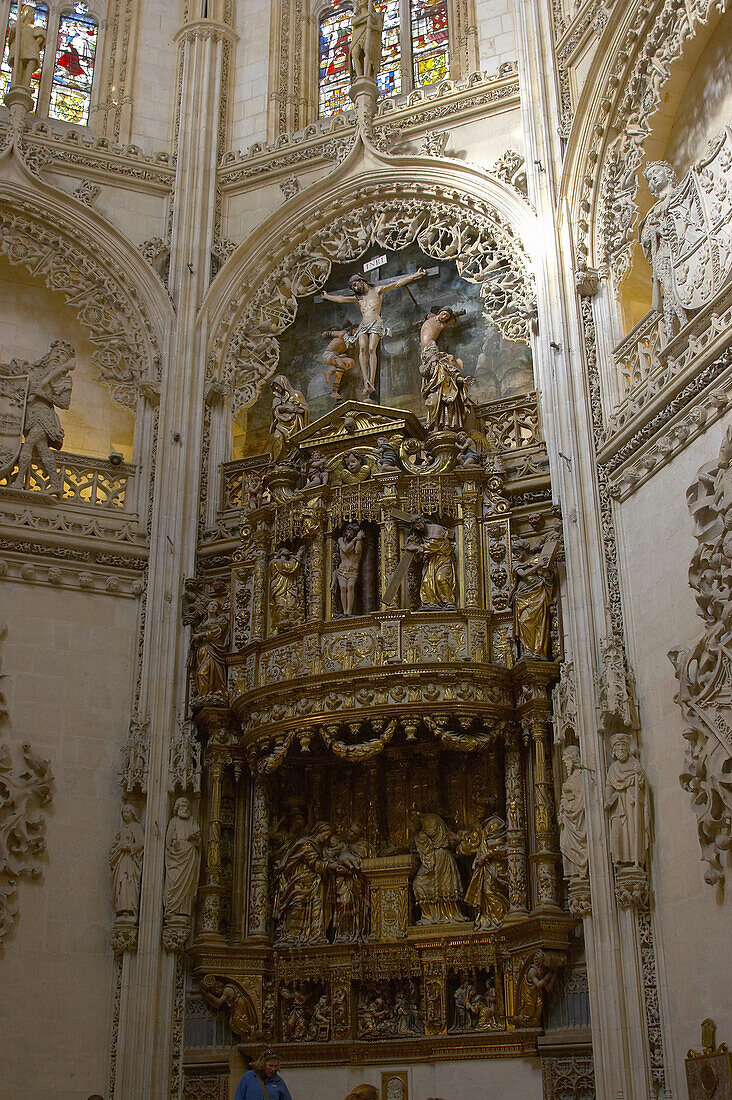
163,797 -> 201,918
558,746 -> 588,881
270,375 -> 309,462
603,733 -> 652,869
109,803 -> 144,918
419,308 -> 474,431
2,341 -> 75,494
8,4 -> 46,90
405,517 -> 457,609
331,449 -> 375,486
640,161 -> 689,343
410,812 -> 466,924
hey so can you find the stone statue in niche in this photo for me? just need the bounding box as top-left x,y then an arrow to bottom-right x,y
458,811 -> 509,929
405,516 -> 457,610
640,162 -> 689,343
558,745 -> 588,881
270,375 -> 309,461
322,326 -> 359,399
8,4 -> 46,91
187,598 -> 229,701
349,0 -> 384,83
410,812 -> 466,924
109,803 -> 144,918
268,546 -> 306,633
603,732 -> 652,870
163,797 -> 201,918
321,269 -> 427,398
510,536 -> 558,659
331,449 -> 376,486
1,341 -> 75,494
418,308 -> 474,431
332,522 -> 365,617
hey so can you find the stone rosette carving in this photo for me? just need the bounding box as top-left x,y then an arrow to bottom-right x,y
0,739 -> 54,945
670,425 -> 732,885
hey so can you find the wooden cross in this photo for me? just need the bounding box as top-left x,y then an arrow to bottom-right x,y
381,508 -> 420,606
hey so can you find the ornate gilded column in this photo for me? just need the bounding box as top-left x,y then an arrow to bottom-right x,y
460,481 -> 481,608
250,527 -> 270,639
247,774 -> 271,942
505,725 -> 529,916
525,712 -> 561,912
305,500 -> 325,622
198,750 -> 226,938
379,480 -> 400,604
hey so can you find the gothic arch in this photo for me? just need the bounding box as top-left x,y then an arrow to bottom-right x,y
560,0 -> 726,284
203,155 -> 538,414
0,176 -> 173,409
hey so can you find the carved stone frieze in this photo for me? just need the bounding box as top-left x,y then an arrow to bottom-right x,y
120,715 -> 150,795
669,425 -> 732,885
0,739 -> 54,945
541,1049 -> 595,1100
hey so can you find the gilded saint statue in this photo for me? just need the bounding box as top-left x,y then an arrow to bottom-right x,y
269,546 -> 306,632
326,831 -> 369,941
321,269 -> 426,397
419,308 -> 474,431
188,598 -> 229,700
270,375 -> 309,462
349,0 -> 384,83
109,803 -> 144,918
603,733 -> 652,869
510,536 -> 558,659
8,4 -> 46,91
405,516 -> 457,609
410,812 -> 466,924
558,746 -> 588,881
332,522 -> 365,616
164,797 -> 201,918
514,950 -> 558,1024
273,821 -> 335,943
458,812 -> 509,929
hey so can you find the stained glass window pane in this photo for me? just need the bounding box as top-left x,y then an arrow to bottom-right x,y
0,2 -> 49,109
376,0 -> 401,97
410,0 -> 449,88
49,3 -> 97,125
319,1 -> 353,117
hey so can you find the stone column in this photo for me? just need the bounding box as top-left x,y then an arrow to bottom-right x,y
524,714 -> 560,911
460,482 -> 481,608
248,775 -> 271,942
504,726 -> 529,916
198,753 -> 226,939
306,504 -> 325,622
250,528 -> 270,639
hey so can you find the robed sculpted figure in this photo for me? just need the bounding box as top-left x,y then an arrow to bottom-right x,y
8,4 -> 46,90
459,813 -> 509,929
270,375 -> 309,461
164,797 -> 201,917
603,733 -> 652,868
558,746 -> 588,880
419,308 -> 474,431
269,546 -> 306,632
410,812 -> 466,924
349,0 -> 384,83
188,599 -> 229,699
405,516 -> 457,609
511,537 -> 557,658
273,821 -> 334,943
109,803 -> 144,917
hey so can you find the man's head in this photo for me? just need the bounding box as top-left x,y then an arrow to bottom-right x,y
348,275 -> 369,296
174,797 -> 191,819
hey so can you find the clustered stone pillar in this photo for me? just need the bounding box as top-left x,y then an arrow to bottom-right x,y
505,726 -> 529,916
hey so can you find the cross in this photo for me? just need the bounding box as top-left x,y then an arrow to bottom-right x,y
381,508 -> 420,606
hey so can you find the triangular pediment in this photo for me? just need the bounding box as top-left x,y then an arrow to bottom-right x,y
291,400 -> 426,454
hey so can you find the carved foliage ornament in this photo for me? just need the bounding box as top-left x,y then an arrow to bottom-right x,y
670,425 -> 732,885
220,196 -> 535,413
0,203 -> 161,409
0,740 -> 54,945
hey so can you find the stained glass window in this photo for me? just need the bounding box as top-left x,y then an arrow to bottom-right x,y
318,0 -> 449,117
0,2 -> 49,109
49,3 -> 97,124
410,0 -> 449,87
319,2 -> 353,117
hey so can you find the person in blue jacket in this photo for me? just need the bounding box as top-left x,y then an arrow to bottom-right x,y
234,1050 -> 292,1100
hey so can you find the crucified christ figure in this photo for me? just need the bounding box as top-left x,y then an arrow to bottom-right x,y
321,268 -> 427,397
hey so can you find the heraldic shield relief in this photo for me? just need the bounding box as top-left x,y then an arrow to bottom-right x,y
642,125 -> 732,313
0,368 -> 29,481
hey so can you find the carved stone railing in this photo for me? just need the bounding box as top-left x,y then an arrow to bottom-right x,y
597,282 -> 732,501
0,451 -> 136,511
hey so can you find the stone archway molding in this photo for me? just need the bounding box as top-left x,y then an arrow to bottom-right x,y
205,164 -> 537,415
0,185 -> 174,409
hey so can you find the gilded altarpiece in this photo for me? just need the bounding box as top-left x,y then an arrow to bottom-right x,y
186,395 -> 575,1068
